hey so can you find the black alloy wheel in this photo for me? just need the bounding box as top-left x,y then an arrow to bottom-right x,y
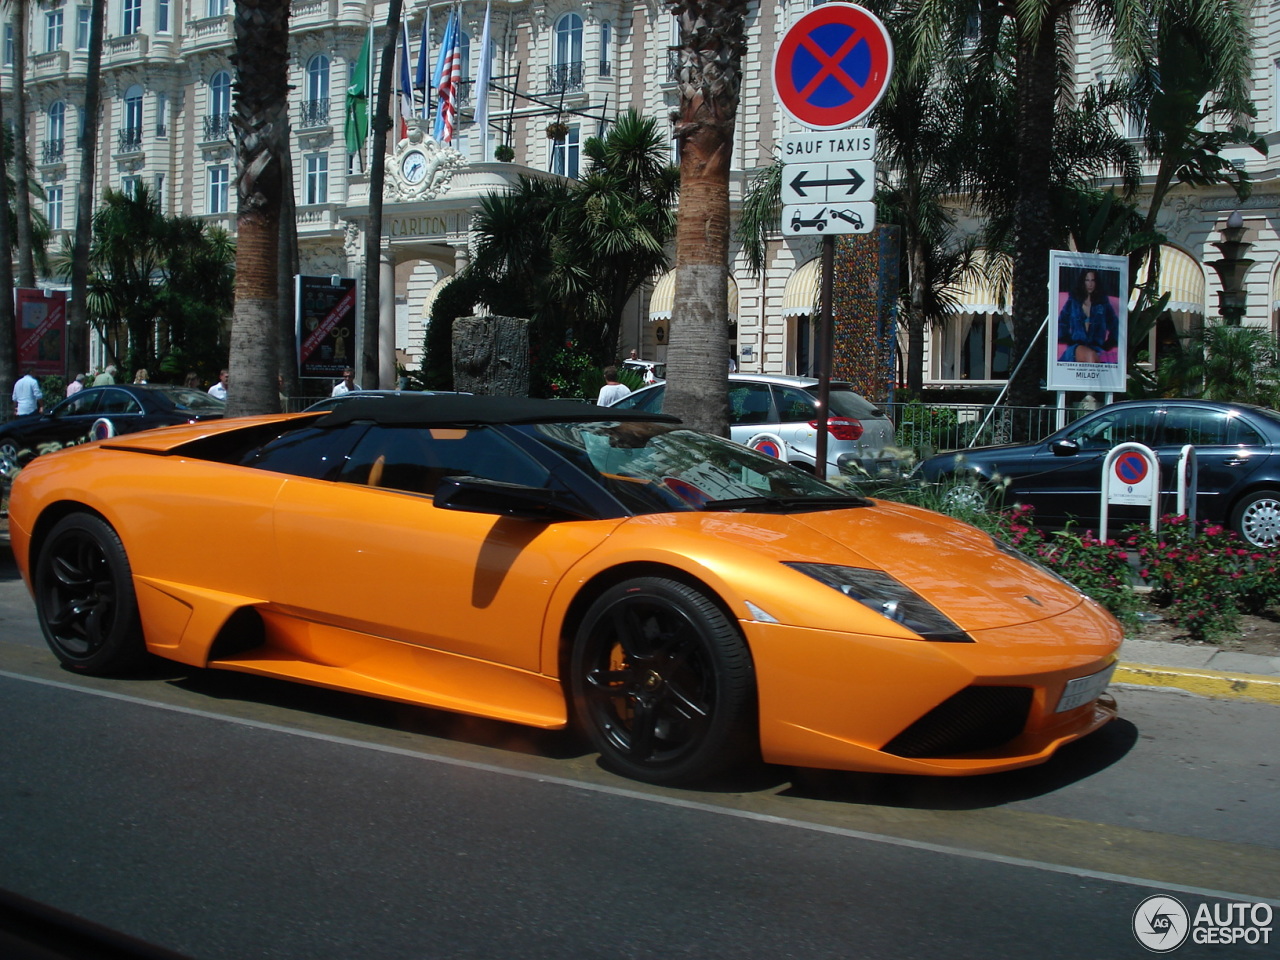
571,577 -> 755,785
35,513 -> 144,674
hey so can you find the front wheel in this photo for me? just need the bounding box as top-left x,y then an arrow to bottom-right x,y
34,513 -> 145,675
1231,489 -> 1280,548
570,577 -> 756,785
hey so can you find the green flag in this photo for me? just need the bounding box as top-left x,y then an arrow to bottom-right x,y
344,29 -> 371,155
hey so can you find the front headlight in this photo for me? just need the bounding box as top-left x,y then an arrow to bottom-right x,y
784,563 -> 973,642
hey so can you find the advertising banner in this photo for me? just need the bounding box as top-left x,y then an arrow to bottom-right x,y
1047,251 -> 1127,393
297,275 -> 358,378
15,288 -> 67,377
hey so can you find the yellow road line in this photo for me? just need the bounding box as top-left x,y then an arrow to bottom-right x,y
1115,662 -> 1280,705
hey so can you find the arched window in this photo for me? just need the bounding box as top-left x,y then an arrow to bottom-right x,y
551,13 -> 583,92
207,71 -> 232,139
44,101 -> 65,163
306,54 -> 329,102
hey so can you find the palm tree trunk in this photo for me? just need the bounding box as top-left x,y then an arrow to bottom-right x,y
362,0 -> 404,393
662,0 -> 747,436
1007,11 -> 1063,412
226,0 -> 290,416
67,0 -> 106,381
0,77 -> 16,404
11,0 -> 36,287
277,116 -> 300,405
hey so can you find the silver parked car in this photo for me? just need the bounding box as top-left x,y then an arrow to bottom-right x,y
609,373 -> 900,478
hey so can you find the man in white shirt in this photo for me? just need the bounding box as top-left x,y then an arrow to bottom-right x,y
208,369 -> 228,400
12,369 -> 43,416
331,368 -> 359,397
596,366 -> 631,406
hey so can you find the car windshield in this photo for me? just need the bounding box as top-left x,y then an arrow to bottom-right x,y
156,386 -> 226,413
525,420 -> 865,515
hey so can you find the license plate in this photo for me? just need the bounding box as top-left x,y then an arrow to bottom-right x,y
1055,663 -> 1116,713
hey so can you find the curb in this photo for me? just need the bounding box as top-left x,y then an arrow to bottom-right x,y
1114,661 -> 1280,705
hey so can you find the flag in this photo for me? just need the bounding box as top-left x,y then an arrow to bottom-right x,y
344,29 -> 372,155
415,9 -> 431,119
432,7 -> 462,143
473,2 -> 493,146
398,20 -> 413,140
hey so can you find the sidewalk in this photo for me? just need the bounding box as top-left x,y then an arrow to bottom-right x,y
1116,635 -> 1280,705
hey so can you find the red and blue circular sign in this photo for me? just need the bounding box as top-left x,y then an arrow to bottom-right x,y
1114,452 -> 1149,485
773,3 -> 894,130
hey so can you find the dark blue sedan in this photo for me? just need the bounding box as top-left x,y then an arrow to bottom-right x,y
0,384 -> 225,464
916,399 -> 1280,547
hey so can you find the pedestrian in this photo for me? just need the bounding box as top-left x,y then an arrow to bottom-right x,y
133,368 -> 148,385
65,374 -> 86,397
183,371 -> 200,389
596,366 -> 631,406
331,367 -> 359,397
93,364 -> 117,386
728,352 -> 738,373
12,368 -> 43,416
208,369 -> 228,400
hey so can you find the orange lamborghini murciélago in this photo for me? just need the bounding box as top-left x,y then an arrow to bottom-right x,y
8,394 -> 1121,785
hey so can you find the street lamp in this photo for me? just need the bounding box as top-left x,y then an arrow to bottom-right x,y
1207,211 -> 1255,325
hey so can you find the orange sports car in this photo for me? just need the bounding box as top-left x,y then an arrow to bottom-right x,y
7,395 -> 1121,785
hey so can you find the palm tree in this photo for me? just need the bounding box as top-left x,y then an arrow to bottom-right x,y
67,0 -> 107,381
226,0 -> 290,415
908,0 -> 1253,409
9,0 -> 35,287
0,74 -> 15,404
662,0 -> 748,436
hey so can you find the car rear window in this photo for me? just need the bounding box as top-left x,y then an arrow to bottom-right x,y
824,386 -> 884,420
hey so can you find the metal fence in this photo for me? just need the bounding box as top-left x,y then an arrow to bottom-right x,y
881,402 -> 1092,458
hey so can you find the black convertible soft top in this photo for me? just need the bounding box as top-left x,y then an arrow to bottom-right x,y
316,393 -> 681,427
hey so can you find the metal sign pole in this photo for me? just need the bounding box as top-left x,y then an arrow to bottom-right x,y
816,234 -> 834,478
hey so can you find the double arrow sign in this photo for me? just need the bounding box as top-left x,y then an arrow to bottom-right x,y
781,160 -> 874,206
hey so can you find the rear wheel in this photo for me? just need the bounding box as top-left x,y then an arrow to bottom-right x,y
34,513 -> 145,674
570,577 -> 755,785
1231,489 -> 1280,548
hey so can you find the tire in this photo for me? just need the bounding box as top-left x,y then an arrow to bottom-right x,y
0,438 -> 18,462
34,513 -> 145,675
570,577 -> 756,785
1231,489 -> 1280,548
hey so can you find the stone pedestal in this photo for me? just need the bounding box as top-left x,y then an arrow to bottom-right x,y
452,315 -> 530,396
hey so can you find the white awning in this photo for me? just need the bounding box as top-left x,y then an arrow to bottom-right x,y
1132,245 -> 1205,314
648,271 -> 739,321
782,258 -> 820,317
943,254 -> 1011,314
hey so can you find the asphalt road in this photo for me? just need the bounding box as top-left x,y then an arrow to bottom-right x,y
0,544 -> 1276,959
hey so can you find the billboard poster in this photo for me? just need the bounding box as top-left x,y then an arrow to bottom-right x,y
1047,251 -> 1127,393
296,275 -> 358,378
15,288 -> 67,377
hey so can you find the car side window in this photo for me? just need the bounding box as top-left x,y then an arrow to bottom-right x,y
241,424 -> 369,480
728,382 -> 774,425
1067,407 -> 1159,449
338,425 -> 550,496
1162,408 -> 1262,447
771,385 -> 816,424
612,385 -> 665,413
57,392 -> 102,416
97,390 -> 142,415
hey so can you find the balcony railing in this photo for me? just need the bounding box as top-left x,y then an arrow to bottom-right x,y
116,127 -> 143,152
203,113 -> 231,140
546,61 -> 583,94
599,60 -> 611,78
300,98 -> 330,127
665,50 -> 682,83
40,139 -> 64,164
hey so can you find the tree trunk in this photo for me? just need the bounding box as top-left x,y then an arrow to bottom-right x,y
1007,11 -> 1062,412
277,117 -> 300,406
361,0 -> 404,393
11,0 -> 36,287
0,73 -> 16,406
67,0 -> 106,381
226,0 -> 290,416
662,0 -> 747,437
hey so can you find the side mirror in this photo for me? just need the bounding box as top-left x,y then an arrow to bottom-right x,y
1051,439 -> 1081,457
432,476 -> 589,521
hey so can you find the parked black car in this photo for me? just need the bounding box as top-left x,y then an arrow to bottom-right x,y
0,384 -> 226,464
916,399 -> 1280,547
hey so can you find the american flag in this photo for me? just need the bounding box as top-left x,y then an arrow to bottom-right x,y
433,8 -> 462,144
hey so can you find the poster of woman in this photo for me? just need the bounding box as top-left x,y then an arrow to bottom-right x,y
1047,250 -> 1127,393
